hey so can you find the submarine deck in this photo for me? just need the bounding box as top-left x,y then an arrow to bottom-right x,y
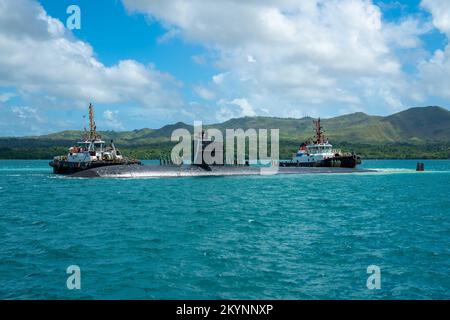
70,164 -> 376,178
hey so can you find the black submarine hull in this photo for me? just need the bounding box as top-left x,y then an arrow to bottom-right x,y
69,164 -> 375,178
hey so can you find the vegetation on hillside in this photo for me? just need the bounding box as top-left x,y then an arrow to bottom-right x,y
0,106 -> 449,159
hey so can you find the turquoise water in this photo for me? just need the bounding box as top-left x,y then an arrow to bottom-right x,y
0,160 -> 449,299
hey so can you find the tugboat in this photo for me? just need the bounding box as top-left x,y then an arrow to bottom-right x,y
49,103 -> 141,174
280,118 -> 361,168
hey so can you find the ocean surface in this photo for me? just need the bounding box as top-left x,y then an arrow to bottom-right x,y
0,159 -> 449,299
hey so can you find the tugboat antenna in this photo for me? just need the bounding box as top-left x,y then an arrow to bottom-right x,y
82,114 -> 87,140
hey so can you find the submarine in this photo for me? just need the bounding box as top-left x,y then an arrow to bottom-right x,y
70,164 -> 374,178
70,129 -> 374,178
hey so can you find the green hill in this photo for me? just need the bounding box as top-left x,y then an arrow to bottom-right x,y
383,106 -> 450,142
1,106 -> 450,159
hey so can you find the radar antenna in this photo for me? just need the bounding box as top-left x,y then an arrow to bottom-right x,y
82,114 -> 88,140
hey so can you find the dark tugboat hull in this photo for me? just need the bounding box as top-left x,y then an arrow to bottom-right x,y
280,154 -> 361,169
322,154 -> 361,168
49,159 -> 142,175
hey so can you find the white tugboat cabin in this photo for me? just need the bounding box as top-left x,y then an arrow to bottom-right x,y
67,139 -> 123,163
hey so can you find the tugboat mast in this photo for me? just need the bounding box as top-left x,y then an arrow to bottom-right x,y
313,118 -> 325,144
88,103 -> 98,140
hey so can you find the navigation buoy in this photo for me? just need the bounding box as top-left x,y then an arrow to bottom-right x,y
416,163 -> 425,171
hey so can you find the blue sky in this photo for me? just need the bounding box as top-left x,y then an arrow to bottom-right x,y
42,0 -> 216,86
0,0 -> 449,136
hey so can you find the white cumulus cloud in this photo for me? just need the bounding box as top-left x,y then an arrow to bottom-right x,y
417,0 -> 450,100
193,85 -> 216,100
0,0 -> 182,112
103,110 -> 124,130
421,0 -> 450,35
123,0 -> 416,117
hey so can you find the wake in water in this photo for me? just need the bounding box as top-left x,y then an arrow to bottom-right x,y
368,168 -> 449,175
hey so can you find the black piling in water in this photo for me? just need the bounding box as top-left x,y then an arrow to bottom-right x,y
416,162 -> 425,171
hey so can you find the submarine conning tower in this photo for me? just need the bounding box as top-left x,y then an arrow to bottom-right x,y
192,130 -> 224,169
